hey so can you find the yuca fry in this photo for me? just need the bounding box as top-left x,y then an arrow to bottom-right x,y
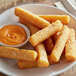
19,18 -> 58,51
53,32 -> 65,55
29,20 -> 63,46
44,38 -> 54,54
18,55 -> 52,69
19,17 -> 54,55
0,46 -> 37,61
18,43 -> 49,68
65,29 -> 76,61
18,54 -> 59,69
18,60 -> 37,69
39,15 -> 70,24
53,32 -> 60,42
19,18 -> 39,34
19,19 -> 49,68
48,55 -> 56,65
35,43 -> 49,67
18,56 -> 49,69
49,25 -> 69,63
15,7 -> 50,29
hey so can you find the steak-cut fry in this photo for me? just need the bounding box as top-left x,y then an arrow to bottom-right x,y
29,20 -> 63,46
19,18 -> 39,34
19,17 -> 54,53
18,43 -> 49,68
44,38 -> 54,54
53,32 -> 65,55
17,55 -> 54,69
35,43 -> 49,67
0,46 -> 37,61
18,60 -> 37,69
15,7 -> 50,29
49,25 -> 69,63
65,29 -> 76,61
53,32 -> 60,42
39,15 -> 70,24
48,55 -> 56,65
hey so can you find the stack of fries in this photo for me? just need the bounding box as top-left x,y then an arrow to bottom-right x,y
0,7 -> 76,69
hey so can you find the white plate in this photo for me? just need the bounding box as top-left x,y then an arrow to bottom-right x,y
0,4 -> 76,76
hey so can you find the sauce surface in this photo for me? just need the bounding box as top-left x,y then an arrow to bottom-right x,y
0,25 -> 27,45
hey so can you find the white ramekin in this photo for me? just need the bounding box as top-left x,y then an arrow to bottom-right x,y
0,22 -> 30,48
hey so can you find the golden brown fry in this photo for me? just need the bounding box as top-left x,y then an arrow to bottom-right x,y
39,15 -> 70,24
18,60 -> 37,69
19,17 -> 54,55
29,20 -> 63,46
17,55 -> 54,69
19,18 -> 39,34
44,38 -> 54,54
18,55 -> 50,69
19,18 -> 49,68
48,55 -> 56,65
65,29 -> 76,61
49,25 -> 69,63
35,43 -> 49,67
0,46 -> 37,61
15,7 -> 50,29
18,43 -> 49,69
53,32 -> 60,42
53,32 -> 65,55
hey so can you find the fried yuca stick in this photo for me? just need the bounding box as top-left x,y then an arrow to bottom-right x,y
18,55 -> 51,69
15,7 -> 50,29
53,32 -> 65,55
29,20 -> 63,46
44,38 -> 54,54
39,15 -> 70,24
65,29 -> 76,61
18,43 -> 49,68
35,43 -> 49,67
0,46 -> 37,61
19,17 -> 55,52
48,55 -> 56,65
18,44 -> 49,69
19,18 -> 50,67
53,32 -> 60,42
18,60 -> 37,69
19,18 -> 54,54
19,18 -> 39,34
49,25 -> 69,63
18,55 -> 59,69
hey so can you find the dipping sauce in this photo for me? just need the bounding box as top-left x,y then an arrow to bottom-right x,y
0,25 -> 27,45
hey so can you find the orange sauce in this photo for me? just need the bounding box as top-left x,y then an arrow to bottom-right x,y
0,25 -> 27,45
